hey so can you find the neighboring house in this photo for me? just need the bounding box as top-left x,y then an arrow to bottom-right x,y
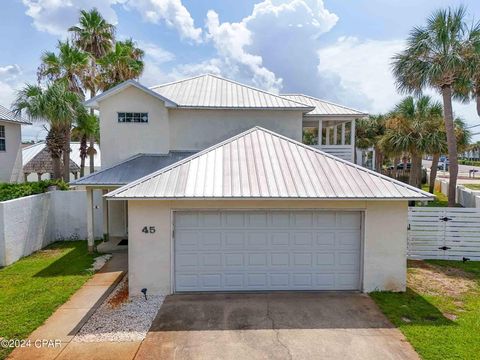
22,142 -> 101,182
73,74 -> 432,296
0,105 -> 32,183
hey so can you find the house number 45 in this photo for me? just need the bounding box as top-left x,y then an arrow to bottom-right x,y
142,226 -> 156,234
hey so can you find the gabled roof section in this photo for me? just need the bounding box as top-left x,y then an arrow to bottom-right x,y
0,105 -> 32,125
71,151 -> 197,186
150,74 -> 314,110
281,94 -> 367,116
107,127 -> 433,200
84,80 -> 178,109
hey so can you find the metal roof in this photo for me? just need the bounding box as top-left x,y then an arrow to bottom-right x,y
107,127 -> 433,200
23,142 -> 101,169
281,94 -> 366,116
151,74 -> 314,110
0,105 -> 32,125
72,151 -> 197,186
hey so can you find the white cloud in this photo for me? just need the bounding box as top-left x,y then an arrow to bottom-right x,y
21,0 -> 122,36
137,41 -> 176,86
190,0 -> 343,96
125,0 -> 202,42
318,36 -> 405,113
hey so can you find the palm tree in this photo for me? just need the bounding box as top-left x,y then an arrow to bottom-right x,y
13,82 -> 85,182
69,8 -> 115,173
380,96 -> 443,188
38,41 -> 89,95
98,39 -> 145,90
392,6 -> 480,205
355,115 -> 386,172
72,113 -> 99,177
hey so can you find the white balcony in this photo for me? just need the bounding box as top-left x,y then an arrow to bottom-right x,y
303,118 -> 356,163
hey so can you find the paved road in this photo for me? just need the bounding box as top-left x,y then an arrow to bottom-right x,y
136,292 -> 419,360
423,160 -> 480,177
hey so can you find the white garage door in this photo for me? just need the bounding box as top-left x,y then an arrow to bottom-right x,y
174,210 -> 362,292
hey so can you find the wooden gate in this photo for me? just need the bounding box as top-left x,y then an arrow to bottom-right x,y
408,207 -> 480,260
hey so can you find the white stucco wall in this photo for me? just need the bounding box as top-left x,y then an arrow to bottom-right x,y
126,199 -> 408,296
169,109 -> 303,151
0,121 -> 23,183
98,86 -> 171,168
0,190 -> 103,267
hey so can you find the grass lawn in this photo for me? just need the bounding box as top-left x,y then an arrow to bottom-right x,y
464,184 -> 480,191
371,260 -> 480,360
0,241 -> 98,360
418,184 -> 449,207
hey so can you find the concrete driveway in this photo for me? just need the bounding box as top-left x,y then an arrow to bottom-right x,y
135,292 -> 418,360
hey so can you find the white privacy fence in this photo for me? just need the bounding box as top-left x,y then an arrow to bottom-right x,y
408,207 -> 480,261
0,190 -> 103,267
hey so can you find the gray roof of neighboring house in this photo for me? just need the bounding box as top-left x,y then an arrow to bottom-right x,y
0,105 -> 32,125
72,151 -> 197,186
281,94 -> 367,116
107,127 -> 433,200
150,74 -> 314,110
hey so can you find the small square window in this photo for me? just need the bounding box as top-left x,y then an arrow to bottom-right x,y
117,112 -> 148,123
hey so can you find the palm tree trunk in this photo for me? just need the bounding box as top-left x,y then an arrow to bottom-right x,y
476,94 -> 480,117
88,89 -> 96,174
52,155 -> 62,180
429,153 -> 440,194
409,153 -> 422,188
441,85 -> 458,207
80,134 -> 87,177
63,127 -> 71,183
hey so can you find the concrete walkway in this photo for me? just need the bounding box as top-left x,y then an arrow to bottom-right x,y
9,253 -> 129,360
136,292 -> 419,360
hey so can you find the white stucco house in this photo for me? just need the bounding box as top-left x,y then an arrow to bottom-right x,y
0,105 -> 31,183
72,74 -> 432,296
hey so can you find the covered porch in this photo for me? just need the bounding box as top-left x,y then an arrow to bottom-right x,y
303,117 -> 356,162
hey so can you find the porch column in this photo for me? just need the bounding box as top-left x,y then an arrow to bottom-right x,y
318,119 -> 323,146
350,120 -> 356,161
37,173 -> 42,181
326,127 -> 330,145
341,123 -> 346,145
87,187 -> 95,253
102,189 -> 109,242
333,125 -> 338,145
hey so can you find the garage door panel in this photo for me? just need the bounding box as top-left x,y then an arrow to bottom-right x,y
174,211 -> 361,292
225,232 -> 245,249
271,232 -> 289,246
293,232 -> 313,246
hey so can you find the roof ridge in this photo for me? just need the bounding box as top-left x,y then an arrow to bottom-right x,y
107,126 -> 431,199
149,73 -> 209,89
151,74 -> 313,109
281,93 -> 367,115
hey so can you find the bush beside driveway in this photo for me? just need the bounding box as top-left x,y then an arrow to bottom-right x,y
0,241 -> 97,360
371,260 -> 480,360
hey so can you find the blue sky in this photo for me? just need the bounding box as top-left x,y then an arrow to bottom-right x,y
1,0 -> 479,141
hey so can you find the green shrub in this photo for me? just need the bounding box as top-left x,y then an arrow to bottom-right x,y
459,159 -> 480,166
0,180 -> 69,202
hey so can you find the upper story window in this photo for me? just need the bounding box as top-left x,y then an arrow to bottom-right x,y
117,112 -> 148,123
0,125 -> 5,151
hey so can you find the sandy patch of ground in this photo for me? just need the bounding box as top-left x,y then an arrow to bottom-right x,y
407,260 -> 476,299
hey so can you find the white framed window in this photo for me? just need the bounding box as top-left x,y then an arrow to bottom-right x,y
0,125 -> 5,151
117,112 -> 148,123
